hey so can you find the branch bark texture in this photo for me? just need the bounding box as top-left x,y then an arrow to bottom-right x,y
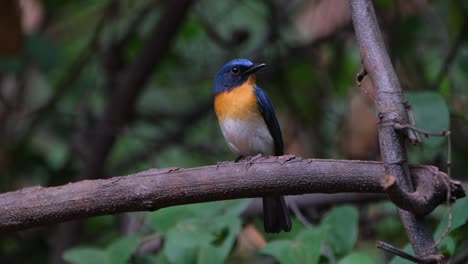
350,0 -> 442,262
0,157 -> 456,232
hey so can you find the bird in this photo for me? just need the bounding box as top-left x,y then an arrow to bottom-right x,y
213,58 -> 292,233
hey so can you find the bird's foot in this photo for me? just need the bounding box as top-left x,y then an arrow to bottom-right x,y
234,155 -> 245,162
216,161 -> 231,170
244,153 -> 263,170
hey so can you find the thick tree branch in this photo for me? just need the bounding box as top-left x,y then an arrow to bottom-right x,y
350,0 -> 446,262
0,156 -> 463,233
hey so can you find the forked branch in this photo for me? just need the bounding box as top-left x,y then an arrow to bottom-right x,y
349,0 -> 455,262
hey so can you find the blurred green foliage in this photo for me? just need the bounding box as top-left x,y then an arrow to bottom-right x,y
261,206 -> 359,264
64,235 -> 142,264
0,0 -> 467,263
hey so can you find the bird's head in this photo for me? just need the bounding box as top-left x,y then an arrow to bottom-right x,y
213,58 -> 266,95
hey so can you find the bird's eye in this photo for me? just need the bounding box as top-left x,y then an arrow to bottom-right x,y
231,67 -> 240,75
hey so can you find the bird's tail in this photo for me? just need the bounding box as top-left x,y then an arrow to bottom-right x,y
262,195 -> 292,233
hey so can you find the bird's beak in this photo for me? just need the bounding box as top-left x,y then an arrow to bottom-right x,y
243,63 -> 266,76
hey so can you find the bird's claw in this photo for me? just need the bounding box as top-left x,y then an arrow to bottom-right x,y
216,161 -> 231,170
245,153 -> 262,170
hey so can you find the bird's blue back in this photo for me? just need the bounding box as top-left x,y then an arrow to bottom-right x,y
213,58 -> 291,233
253,86 -> 284,156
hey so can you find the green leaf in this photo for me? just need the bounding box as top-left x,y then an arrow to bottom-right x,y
375,217 -> 403,241
211,215 -> 242,258
375,0 -> 393,9
338,253 -> 375,264
223,199 -> 251,216
107,235 -> 141,264
261,217 -> 307,242
84,215 -> 115,240
261,240 -> 294,264
151,253 -> 171,264
0,55 -> 22,73
297,228 -> 326,263
148,200 -> 249,234
130,254 -> 164,264
405,91 -> 449,147
433,195 -> 468,256
261,206 -> 354,262
24,33 -> 57,71
322,206 -> 359,256
389,245 -> 414,264
439,235 -> 456,255
261,228 -> 325,264
148,206 -> 196,234
46,139 -> 68,169
197,244 -> 223,264
162,214 -> 241,264
163,220 -> 207,263
63,248 -> 107,264
435,196 -> 468,237
64,235 -> 142,264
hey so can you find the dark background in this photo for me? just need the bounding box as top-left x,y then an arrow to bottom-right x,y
0,0 -> 467,263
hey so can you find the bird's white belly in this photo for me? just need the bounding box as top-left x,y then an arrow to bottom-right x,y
219,118 -> 274,156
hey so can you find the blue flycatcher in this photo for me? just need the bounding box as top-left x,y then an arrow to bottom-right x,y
213,58 -> 291,233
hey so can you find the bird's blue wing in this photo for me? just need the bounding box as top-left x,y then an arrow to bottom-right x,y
254,86 -> 284,155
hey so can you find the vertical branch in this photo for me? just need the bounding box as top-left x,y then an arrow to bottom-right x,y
349,0 -> 442,263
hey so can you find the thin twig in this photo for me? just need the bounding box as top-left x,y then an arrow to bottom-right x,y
434,204 -> 452,249
321,242 -> 337,264
392,122 -> 452,178
355,66 -> 374,100
133,235 -> 163,255
356,66 -> 367,84
288,200 -> 314,228
403,101 -> 421,144
393,123 -> 449,137
376,241 -> 423,263
392,122 -> 454,248
447,131 -> 452,178
432,172 -> 453,248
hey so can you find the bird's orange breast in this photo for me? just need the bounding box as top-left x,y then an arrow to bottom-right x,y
214,80 -> 259,121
